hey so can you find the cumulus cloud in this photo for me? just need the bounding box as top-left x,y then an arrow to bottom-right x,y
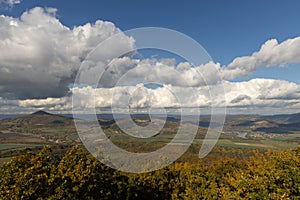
2,7 -> 300,115
11,78 -> 299,114
221,37 -> 300,80
95,47 -> 300,90
0,7 -> 134,99
223,79 -> 300,108
72,78 -> 300,113
95,58 -> 222,88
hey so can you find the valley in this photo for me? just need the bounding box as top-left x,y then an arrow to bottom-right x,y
0,110 -> 300,165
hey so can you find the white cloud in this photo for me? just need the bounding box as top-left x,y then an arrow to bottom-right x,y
97,58 -> 222,87
70,78 -> 300,114
221,37 -> 300,80
10,78 -> 299,115
0,7 -> 134,99
18,97 -> 69,108
223,79 -> 300,108
1,7 -> 300,114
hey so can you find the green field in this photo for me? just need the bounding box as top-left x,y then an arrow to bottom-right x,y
0,143 -> 43,151
65,134 -> 79,140
42,128 -> 68,134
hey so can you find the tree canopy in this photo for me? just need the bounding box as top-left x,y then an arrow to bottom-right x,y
0,146 -> 299,199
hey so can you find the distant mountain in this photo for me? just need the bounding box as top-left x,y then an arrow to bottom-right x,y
222,113 -> 300,134
32,110 -> 53,115
264,113 -> 300,124
0,110 -> 80,148
1,111 -> 300,134
0,110 -> 74,128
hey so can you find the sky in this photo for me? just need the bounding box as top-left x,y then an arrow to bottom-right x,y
0,0 -> 300,114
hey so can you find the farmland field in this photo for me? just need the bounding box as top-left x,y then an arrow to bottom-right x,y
0,143 -> 44,151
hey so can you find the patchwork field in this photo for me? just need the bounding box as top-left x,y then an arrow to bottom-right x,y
0,111 -> 300,165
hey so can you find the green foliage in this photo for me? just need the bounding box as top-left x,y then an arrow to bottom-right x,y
0,146 -> 126,200
0,146 -> 300,199
50,146 -> 125,200
0,146 -> 55,199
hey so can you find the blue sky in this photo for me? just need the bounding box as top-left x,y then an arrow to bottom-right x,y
3,0 -> 300,84
1,0 -> 300,114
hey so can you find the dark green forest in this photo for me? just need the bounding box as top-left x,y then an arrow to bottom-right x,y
0,145 -> 299,200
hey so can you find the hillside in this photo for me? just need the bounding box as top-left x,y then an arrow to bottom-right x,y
0,110 -> 73,128
0,111 -> 79,155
